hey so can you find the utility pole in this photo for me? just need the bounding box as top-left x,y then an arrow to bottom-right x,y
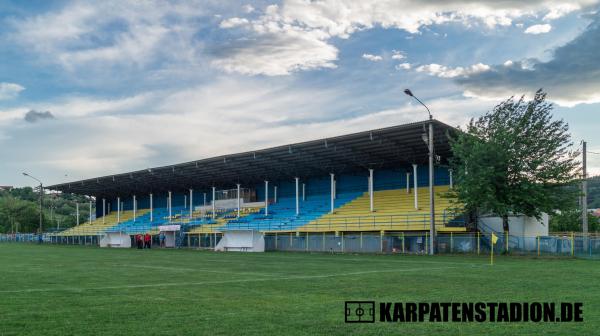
428,118 -> 435,255
404,89 -> 436,255
582,141 -> 588,234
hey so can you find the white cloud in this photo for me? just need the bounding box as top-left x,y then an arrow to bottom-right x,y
391,50 -> 405,60
503,60 -> 514,67
543,4 -> 583,20
219,17 -> 249,28
1,72 -> 495,185
0,83 -> 25,100
416,63 -> 490,78
9,1 -> 209,78
211,28 -> 338,76
362,53 -> 383,61
524,24 -> 552,34
10,1 -> 597,79
455,13 -> 600,107
395,63 -> 411,70
211,0 -> 597,76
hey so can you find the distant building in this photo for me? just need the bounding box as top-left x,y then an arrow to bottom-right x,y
0,186 -> 13,191
592,209 -> 600,217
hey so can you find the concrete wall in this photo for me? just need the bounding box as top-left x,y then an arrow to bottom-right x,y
479,213 -> 549,237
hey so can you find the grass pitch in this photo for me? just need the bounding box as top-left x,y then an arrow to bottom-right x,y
0,244 -> 598,335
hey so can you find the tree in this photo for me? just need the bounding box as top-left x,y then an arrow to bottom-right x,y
448,90 -> 580,233
550,210 -> 599,232
588,175 -> 600,209
0,188 -> 94,233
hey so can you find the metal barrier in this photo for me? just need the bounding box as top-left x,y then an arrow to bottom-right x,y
3,231 -> 598,259
259,232 -> 600,259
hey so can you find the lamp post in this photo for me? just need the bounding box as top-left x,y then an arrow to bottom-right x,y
404,89 -> 435,255
22,172 -> 43,242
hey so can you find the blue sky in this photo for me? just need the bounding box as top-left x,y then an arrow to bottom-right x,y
0,0 -> 599,187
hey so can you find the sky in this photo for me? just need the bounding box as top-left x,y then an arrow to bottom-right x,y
1,0 -> 599,188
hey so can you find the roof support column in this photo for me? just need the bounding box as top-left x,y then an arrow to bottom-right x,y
406,171 -> 411,194
264,181 -> 269,216
76,203 -> 80,226
168,191 -> 172,223
449,169 -> 453,189
102,198 -> 106,224
334,180 -> 337,199
330,173 -> 335,214
413,164 -> 418,210
369,169 -> 374,212
189,189 -> 193,220
117,197 -> 121,223
203,193 -> 206,207
302,183 -> 306,201
212,187 -> 216,219
295,177 -> 300,216
274,186 -> 278,204
149,193 -> 153,222
133,195 -> 136,222
89,200 -> 92,224
237,184 -> 241,219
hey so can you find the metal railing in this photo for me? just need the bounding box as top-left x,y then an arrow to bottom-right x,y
217,211 -> 465,232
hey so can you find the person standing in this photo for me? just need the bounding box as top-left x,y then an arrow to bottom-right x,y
144,233 -> 151,249
135,234 -> 143,249
160,232 -> 166,248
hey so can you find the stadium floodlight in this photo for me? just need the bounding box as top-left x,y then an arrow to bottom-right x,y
403,89 -> 436,255
22,172 -> 43,241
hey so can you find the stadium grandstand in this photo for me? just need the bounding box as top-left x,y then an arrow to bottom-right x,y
47,120 -> 468,251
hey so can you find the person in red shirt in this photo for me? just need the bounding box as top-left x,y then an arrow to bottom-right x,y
135,234 -> 143,249
144,233 -> 151,249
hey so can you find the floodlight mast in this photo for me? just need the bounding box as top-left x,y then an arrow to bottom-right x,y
404,89 -> 435,255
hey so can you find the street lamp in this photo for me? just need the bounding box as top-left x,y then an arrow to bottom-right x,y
404,89 -> 436,255
23,172 -> 43,242
404,89 -> 432,120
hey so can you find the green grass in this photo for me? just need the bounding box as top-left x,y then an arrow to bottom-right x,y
0,244 -> 598,335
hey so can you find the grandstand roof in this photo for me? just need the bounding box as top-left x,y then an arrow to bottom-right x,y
47,119 -> 458,198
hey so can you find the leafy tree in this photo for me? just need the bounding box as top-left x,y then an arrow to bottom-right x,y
550,209 -> 599,232
588,175 -> 600,209
0,188 -> 94,233
448,90 -> 580,233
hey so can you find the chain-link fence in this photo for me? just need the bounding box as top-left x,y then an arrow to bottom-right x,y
2,231 -> 599,259
261,232 -> 600,259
